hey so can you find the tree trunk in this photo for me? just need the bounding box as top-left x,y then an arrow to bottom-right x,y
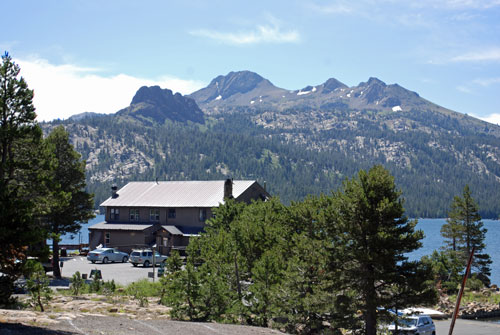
53,238 -> 61,279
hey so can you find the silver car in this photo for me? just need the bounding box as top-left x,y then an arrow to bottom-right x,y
87,248 -> 129,264
388,315 -> 436,335
129,249 -> 168,267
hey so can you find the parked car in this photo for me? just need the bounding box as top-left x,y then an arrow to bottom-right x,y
387,314 -> 435,335
87,248 -> 129,264
129,249 -> 168,267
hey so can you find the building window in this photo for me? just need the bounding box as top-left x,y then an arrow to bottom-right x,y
199,208 -> 207,222
168,208 -> 176,219
110,208 -> 119,220
105,232 -> 110,245
150,208 -> 160,221
130,208 -> 140,221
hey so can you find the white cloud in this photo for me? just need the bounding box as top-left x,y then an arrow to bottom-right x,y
437,0 -> 500,9
456,85 -> 473,94
476,113 -> 500,125
307,2 -> 353,14
451,48 -> 500,62
190,19 -> 299,45
472,77 -> 500,87
15,57 -> 205,122
307,0 -> 500,15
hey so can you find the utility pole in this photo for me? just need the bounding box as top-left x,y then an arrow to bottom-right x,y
152,244 -> 157,282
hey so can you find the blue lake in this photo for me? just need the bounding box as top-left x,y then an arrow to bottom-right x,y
408,218 -> 500,286
58,216 -> 500,285
50,215 -> 105,246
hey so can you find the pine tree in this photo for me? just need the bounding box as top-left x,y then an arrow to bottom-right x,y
44,126 -> 94,279
443,185 -> 491,285
334,165 -> 436,335
0,52 -> 48,306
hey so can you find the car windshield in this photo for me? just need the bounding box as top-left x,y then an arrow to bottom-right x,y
394,318 -> 418,327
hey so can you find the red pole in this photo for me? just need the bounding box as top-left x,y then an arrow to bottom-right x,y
448,247 -> 475,335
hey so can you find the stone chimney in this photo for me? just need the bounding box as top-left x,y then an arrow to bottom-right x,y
111,185 -> 118,199
224,178 -> 233,199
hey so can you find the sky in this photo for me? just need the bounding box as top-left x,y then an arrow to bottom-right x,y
2,0 -> 500,124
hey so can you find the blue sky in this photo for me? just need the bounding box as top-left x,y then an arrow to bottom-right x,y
3,0 -> 500,123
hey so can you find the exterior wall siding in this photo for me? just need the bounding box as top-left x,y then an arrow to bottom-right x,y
105,207 -> 211,226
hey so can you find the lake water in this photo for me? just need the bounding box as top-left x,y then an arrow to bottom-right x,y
408,218 -> 500,286
50,215 -> 105,246
58,216 -> 500,285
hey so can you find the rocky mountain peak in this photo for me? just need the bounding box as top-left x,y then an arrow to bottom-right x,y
361,77 -> 386,87
209,71 -> 271,98
119,86 -> 204,124
189,70 -> 283,105
322,78 -> 348,94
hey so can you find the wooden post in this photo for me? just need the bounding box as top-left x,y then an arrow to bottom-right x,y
448,247 -> 475,335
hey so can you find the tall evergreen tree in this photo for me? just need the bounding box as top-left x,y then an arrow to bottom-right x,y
442,185 -> 491,284
0,52 -> 48,305
45,126 -> 94,279
334,165 -> 436,335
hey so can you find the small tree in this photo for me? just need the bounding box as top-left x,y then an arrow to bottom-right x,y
44,126 -> 94,279
70,271 -> 85,296
25,261 -> 52,312
442,185 -> 491,285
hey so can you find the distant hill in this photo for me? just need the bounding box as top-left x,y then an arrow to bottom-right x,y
42,71 -> 500,218
68,112 -> 106,121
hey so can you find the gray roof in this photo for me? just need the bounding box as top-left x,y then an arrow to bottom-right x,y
162,225 -> 183,235
100,180 -> 257,208
162,225 -> 204,237
89,222 -> 154,231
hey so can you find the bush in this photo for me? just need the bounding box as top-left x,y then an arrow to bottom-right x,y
102,279 -> 116,296
466,276 -> 485,292
70,271 -> 85,296
25,261 -> 52,312
125,280 -> 160,307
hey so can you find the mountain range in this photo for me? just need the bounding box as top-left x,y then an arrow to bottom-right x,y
42,71 -> 500,218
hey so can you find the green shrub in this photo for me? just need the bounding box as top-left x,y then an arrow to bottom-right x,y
25,261 -> 52,312
89,271 -> 102,293
103,280 -> 117,296
126,280 -> 160,307
70,271 -> 85,296
466,276 -> 484,292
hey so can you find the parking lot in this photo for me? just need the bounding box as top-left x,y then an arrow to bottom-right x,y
57,256 -> 162,285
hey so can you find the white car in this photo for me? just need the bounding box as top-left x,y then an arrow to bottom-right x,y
87,248 -> 129,264
129,249 -> 167,267
387,315 -> 436,335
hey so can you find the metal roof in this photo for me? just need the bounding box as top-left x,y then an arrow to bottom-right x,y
100,180 -> 257,208
162,225 -> 183,235
162,225 -> 204,236
89,222 -> 154,231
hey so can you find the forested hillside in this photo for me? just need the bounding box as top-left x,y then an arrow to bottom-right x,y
41,72 -> 500,218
